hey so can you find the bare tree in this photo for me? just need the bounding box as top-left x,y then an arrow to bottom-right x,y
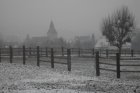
101,6 -> 135,54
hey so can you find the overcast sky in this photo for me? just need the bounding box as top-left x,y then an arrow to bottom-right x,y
0,0 -> 139,41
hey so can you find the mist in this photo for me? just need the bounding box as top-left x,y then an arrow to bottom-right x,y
0,0 -> 139,41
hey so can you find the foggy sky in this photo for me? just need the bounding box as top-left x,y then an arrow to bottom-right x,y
0,0 -> 139,41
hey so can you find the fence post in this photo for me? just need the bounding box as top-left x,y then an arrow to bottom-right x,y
0,48 -> 1,63
23,46 -> 26,65
106,49 -> 108,58
46,47 -> 48,57
95,51 -> 100,76
131,49 -> 133,57
29,47 -> 31,57
51,48 -> 54,68
37,46 -> 40,67
10,46 -> 13,63
116,53 -> 120,78
67,49 -> 71,71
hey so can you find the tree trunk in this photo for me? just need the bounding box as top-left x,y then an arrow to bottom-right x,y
118,47 -> 122,56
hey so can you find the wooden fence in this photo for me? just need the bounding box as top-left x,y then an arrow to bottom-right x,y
0,46 -> 71,71
70,48 -> 95,57
1,46 -> 140,76
95,51 -> 140,78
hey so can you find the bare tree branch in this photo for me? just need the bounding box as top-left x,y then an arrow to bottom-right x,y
101,6 -> 136,53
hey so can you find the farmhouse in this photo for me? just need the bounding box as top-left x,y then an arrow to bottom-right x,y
95,36 -> 131,50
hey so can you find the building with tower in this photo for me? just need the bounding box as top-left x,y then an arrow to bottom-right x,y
47,20 -> 58,40
24,20 -> 66,47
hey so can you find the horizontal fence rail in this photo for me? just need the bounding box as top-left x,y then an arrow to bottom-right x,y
95,50 -> 140,78
1,46 -> 140,78
0,46 -> 72,71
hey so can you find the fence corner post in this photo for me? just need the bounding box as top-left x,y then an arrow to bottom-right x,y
51,48 -> 54,68
37,46 -> 40,67
67,49 -> 71,71
116,53 -> 120,78
23,45 -> 26,65
9,46 -> 13,63
95,51 -> 100,76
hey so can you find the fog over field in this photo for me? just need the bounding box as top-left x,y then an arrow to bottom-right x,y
0,0 -> 139,41
1,1 -> 140,92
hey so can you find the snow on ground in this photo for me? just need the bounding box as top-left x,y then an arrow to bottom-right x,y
0,58 -> 140,93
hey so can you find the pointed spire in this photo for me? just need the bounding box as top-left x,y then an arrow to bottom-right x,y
49,20 -> 55,30
47,20 -> 57,40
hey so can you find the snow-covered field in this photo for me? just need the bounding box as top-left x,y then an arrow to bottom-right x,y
0,57 -> 140,93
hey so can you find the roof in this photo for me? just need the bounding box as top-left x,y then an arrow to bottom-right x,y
47,20 -> 57,34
